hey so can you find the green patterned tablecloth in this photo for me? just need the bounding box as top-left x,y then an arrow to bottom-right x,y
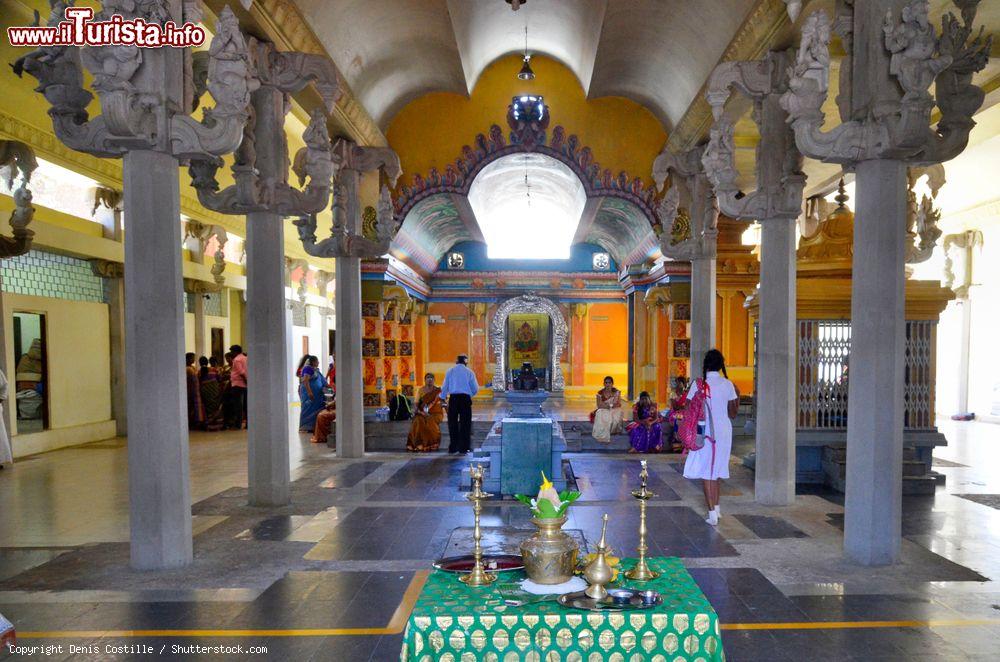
400,556 -> 725,662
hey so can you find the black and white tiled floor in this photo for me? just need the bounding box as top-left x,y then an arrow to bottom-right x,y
1,418 -> 999,660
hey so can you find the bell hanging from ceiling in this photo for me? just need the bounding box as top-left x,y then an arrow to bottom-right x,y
518,54 -> 535,81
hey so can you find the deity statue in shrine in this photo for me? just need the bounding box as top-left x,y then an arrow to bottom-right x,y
512,363 -> 539,391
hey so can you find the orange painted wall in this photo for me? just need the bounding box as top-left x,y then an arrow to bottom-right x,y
386,55 -> 667,191
587,303 -> 628,364
427,302 -> 471,376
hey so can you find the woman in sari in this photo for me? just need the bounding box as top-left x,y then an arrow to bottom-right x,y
627,391 -> 663,453
311,400 -> 336,444
199,357 -> 225,432
298,355 -> 327,433
406,373 -> 445,452
185,353 -> 205,430
590,376 -> 624,443
665,376 -> 689,452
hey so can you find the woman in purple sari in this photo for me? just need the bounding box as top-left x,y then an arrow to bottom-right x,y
627,391 -> 663,453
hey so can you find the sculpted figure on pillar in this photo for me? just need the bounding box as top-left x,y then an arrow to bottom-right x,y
183,220 -> 230,287
0,141 -> 38,259
905,165 -> 945,265
13,2 -> 254,162
702,49 -> 806,222
780,0 -> 991,166
187,37 -> 342,218
284,258 -> 309,305
294,140 -> 402,258
651,146 -> 718,261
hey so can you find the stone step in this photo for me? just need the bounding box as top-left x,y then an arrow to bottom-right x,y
822,445 -> 921,463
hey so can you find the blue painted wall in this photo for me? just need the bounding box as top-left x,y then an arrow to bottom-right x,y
436,241 -> 618,273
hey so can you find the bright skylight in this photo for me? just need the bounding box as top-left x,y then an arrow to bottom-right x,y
467,153 -> 586,259
0,157 -> 99,221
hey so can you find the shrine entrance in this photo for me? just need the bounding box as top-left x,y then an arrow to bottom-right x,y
490,294 -> 568,393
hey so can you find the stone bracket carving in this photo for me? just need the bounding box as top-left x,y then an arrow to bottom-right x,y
295,140 -> 402,259
13,3 -> 254,161
490,294 -> 568,393
905,164 -> 944,264
184,219 -> 229,287
0,140 -> 38,258
90,258 -> 124,279
703,50 -> 806,223
190,106 -> 336,216
652,146 -> 718,261
780,3 -> 991,166
942,229 -> 982,296
284,257 -> 309,305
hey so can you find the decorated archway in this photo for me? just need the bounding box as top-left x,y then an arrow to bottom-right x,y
490,294 -> 568,394
390,98 -> 662,274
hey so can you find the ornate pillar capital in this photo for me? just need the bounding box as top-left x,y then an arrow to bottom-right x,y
702,49 -> 806,223
652,145 -> 718,261
293,139 -> 402,260
779,3 -> 992,167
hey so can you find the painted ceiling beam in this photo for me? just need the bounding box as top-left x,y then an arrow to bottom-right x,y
449,193 -> 486,244
571,197 -> 603,246
201,0 -> 387,148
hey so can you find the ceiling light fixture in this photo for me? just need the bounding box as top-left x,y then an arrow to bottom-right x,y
518,25 -> 535,81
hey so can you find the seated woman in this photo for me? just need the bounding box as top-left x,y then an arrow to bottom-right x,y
311,399 -> 336,444
627,391 -> 663,453
297,355 -> 327,433
665,376 -> 689,452
590,376 -> 624,443
407,373 -> 445,452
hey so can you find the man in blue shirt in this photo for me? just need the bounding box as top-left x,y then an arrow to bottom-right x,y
440,354 -> 479,454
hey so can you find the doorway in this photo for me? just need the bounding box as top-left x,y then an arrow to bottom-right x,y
12,312 -> 48,433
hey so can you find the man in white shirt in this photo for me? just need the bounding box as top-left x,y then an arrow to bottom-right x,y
440,354 -> 479,454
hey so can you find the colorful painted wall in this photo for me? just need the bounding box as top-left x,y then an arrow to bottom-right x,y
386,54 -> 667,195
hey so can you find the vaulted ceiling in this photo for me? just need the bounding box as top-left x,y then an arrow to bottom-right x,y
292,0 -> 759,130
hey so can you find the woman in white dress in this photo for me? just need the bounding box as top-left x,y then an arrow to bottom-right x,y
0,369 -> 12,468
683,350 -> 739,525
590,376 -> 624,443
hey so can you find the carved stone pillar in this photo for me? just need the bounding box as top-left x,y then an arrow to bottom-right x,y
13,1 -> 264,568
779,2 -> 991,564
652,146 -> 719,376
91,257 -> 127,437
316,270 -> 334,367
293,139 -> 402,457
703,49 -> 805,507
187,35 -> 340,505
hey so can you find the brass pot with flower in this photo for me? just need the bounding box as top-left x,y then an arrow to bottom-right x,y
515,472 -> 581,584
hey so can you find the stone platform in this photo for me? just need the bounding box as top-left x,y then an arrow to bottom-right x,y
363,419 -> 631,453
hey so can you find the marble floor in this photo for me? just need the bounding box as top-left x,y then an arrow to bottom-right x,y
0,417 -> 999,660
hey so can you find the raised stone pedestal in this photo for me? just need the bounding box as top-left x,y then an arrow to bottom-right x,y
478,391 -> 567,495
503,391 -> 549,419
